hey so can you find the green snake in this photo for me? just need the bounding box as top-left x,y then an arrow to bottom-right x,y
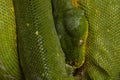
51,0 -> 88,69
13,0 -> 75,80
0,0 -> 120,80
0,0 -> 22,80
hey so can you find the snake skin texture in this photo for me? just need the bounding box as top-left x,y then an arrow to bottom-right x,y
1,0 -> 120,80
52,0 -> 88,69
79,0 -> 120,80
0,0 -> 22,80
13,0 -> 74,80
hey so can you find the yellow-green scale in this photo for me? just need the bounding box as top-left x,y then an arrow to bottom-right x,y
0,0 -> 22,80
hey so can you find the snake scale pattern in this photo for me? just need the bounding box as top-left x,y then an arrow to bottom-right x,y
0,0 -> 120,80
